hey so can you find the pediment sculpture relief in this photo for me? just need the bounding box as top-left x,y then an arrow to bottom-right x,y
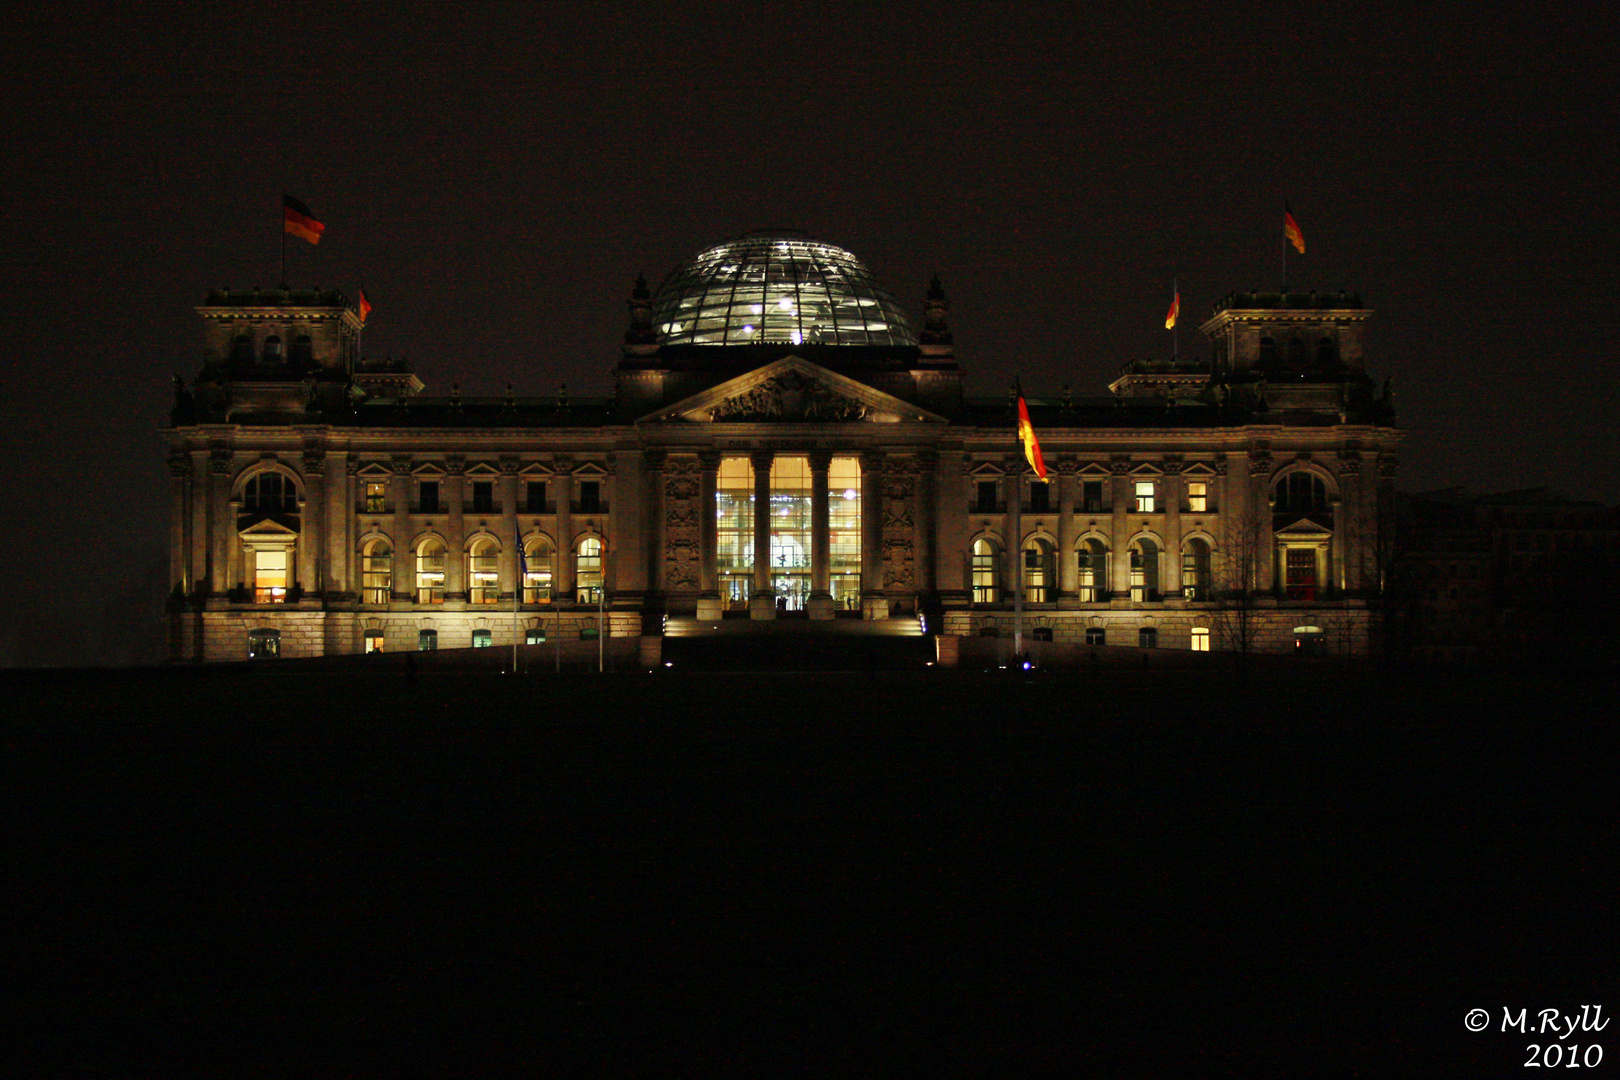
708,371 -> 871,422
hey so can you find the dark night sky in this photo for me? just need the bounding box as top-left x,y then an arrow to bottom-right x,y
2,2 -> 1616,665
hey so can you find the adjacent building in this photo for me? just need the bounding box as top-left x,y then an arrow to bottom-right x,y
165,231 -> 1403,661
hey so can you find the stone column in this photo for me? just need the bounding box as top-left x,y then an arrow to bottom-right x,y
444,459 -> 466,602
1252,454 -> 1275,593
612,448 -> 646,606
168,453 -> 190,596
554,458 -> 575,599
390,458 -> 411,601
326,453 -> 352,599
190,451 -> 210,595
934,449 -> 967,600
1056,458 -> 1077,598
807,450 -> 834,619
499,458 -> 519,601
1006,455 -> 1024,607
299,451 -> 324,597
1109,457 -> 1131,597
644,449 -> 667,606
913,451 -> 937,598
861,449 -> 886,619
697,451 -> 720,619
1338,453 -> 1364,594
749,449 -> 775,619
209,451 -> 233,597
1163,459 -> 1183,596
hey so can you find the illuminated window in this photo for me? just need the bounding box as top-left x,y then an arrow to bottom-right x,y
716,457 -> 754,610
416,539 -> 445,604
769,455 -> 812,612
361,538 -> 392,604
576,536 -> 603,604
1294,625 -> 1327,655
365,481 -> 387,513
525,628 -> 545,645
1187,481 -> 1207,513
1284,548 -> 1318,601
364,630 -> 384,653
254,548 -> 288,604
1190,627 -> 1211,652
1023,538 -> 1055,603
472,629 -> 492,648
418,628 -> 437,651
1182,538 -> 1211,600
523,537 -> 554,603
1077,539 -> 1107,602
248,628 -> 280,658
829,456 -> 862,609
1129,538 -> 1160,601
468,537 -> 499,604
971,538 -> 1000,603
1135,481 -> 1156,513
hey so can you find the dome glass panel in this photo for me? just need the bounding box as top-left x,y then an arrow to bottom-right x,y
652,235 -> 917,347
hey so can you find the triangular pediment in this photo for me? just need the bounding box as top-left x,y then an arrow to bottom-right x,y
239,518 -> 299,541
639,356 -> 947,424
1183,462 -> 1217,477
357,462 -> 393,479
1275,517 -> 1332,539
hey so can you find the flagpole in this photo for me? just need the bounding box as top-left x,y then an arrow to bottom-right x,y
1172,277 -> 1179,359
280,200 -> 287,288
1011,386 -> 1024,663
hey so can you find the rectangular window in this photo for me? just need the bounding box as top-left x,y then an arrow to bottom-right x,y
975,480 -> 1000,514
1082,480 -> 1104,513
1190,627 -> 1210,652
525,481 -> 548,514
829,456 -> 862,609
1285,548 -> 1318,601
1135,481 -> 1156,513
419,481 -> 440,513
365,481 -> 387,513
1187,481 -> 1208,513
971,547 -> 998,603
716,457 -> 754,610
578,481 -> 601,514
364,630 -> 384,653
1139,627 -> 1158,648
1085,627 -> 1105,646
471,480 -> 495,513
254,548 -> 288,604
1027,482 -> 1051,513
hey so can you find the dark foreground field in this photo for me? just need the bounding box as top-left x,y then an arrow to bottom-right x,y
7,664 -> 1615,1074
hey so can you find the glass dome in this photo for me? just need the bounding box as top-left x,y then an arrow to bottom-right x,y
652,234 -> 917,347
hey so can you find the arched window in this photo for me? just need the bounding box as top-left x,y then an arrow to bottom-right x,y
523,537 -> 554,603
1287,337 -> 1308,366
1023,537 -> 1055,603
247,628 -> 280,658
1077,539 -> 1108,602
416,539 -> 446,604
1182,538 -> 1212,600
468,537 -> 499,605
231,334 -> 253,362
1259,335 -> 1278,365
576,536 -> 603,604
471,629 -> 493,648
361,539 -> 392,604
262,335 -> 283,363
1275,472 -> 1329,513
243,471 -> 295,514
1317,336 -> 1337,364
971,538 -> 1000,603
1129,537 -> 1160,601
291,334 -> 314,364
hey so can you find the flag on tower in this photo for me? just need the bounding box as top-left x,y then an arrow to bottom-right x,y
1285,203 -> 1306,254
1015,382 -> 1047,481
283,195 -> 325,245
358,289 -> 372,323
1165,288 -> 1180,329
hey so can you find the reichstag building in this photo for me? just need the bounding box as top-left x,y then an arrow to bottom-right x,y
164,231 -> 1402,661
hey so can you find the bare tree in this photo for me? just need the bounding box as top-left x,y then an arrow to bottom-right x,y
1211,494 -> 1270,677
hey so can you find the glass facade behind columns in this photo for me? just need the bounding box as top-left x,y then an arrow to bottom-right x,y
769,456 -> 812,611
716,457 -> 754,611
652,236 -> 918,347
829,456 -> 862,609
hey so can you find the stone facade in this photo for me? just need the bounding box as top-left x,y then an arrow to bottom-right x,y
165,238 -> 1402,662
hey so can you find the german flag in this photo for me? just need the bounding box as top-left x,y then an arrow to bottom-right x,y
1016,382 -> 1047,481
358,289 -> 372,323
1285,202 -> 1305,254
1165,288 -> 1180,329
284,195 -> 325,245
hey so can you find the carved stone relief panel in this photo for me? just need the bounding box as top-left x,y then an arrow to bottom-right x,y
881,460 -> 917,589
662,456 -> 702,592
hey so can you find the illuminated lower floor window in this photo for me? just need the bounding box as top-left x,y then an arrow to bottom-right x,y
472,629 -> 492,648
419,628 -> 438,651
364,630 -> 384,653
1190,627 -> 1210,652
525,628 -> 545,645
248,628 -> 280,658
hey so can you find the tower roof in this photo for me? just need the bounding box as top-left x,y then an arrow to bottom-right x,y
651,232 -> 918,347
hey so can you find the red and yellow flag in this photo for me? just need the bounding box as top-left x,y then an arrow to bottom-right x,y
283,195 -> 325,245
1165,289 -> 1180,329
358,289 -> 372,323
1285,203 -> 1305,254
1016,383 -> 1046,481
